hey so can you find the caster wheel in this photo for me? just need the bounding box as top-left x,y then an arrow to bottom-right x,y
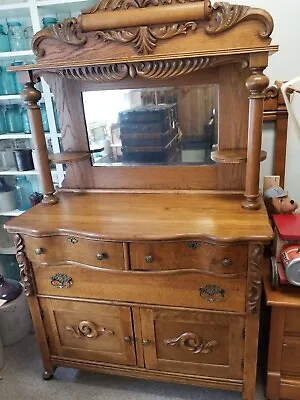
43,371 -> 54,380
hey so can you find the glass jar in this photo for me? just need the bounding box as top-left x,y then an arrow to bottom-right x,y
0,65 -> 17,95
7,21 -> 27,51
24,26 -> 33,49
5,104 -> 23,133
0,107 -> 7,134
42,17 -> 58,29
53,101 -> 60,131
40,103 -> 49,132
11,61 -> 24,94
21,107 -> 31,133
14,176 -> 33,211
0,24 -> 10,52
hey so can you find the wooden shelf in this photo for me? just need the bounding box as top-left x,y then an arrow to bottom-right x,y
211,150 -> 267,164
49,152 -> 90,164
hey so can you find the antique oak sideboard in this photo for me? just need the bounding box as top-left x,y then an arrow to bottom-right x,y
5,1 -> 277,399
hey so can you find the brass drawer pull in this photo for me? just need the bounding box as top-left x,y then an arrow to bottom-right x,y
66,236 -> 78,244
35,248 -> 43,255
222,258 -> 232,267
50,273 -> 73,289
124,336 -> 132,344
199,284 -> 225,302
96,253 -> 108,261
142,339 -> 151,346
188,241 -> 201,249
145,255 -> 153,263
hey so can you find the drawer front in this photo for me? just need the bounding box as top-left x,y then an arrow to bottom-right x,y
285,309 -> 300,336
130,241 -> 248,274
24,235 -> 124,269
282,339 -> 300,375
140,308 -> 244,379
39,298 -> 136,366
34,265 -> 246,312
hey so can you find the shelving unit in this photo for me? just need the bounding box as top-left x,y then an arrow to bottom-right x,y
0,0 -> 93,256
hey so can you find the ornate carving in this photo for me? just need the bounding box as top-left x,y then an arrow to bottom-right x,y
66,321 -> 114,339
14,234 -> 35,296
96,22 -> 197,55
248,245 -> 262,315
263,85 -> 279,100
32,18 -> 87,57
50,273 -> 73,289
199,284 -> 225,301
56,56 -> 248,81
82,0 -> 199,14
206,2 -> 273,38
165,332 -> 218,354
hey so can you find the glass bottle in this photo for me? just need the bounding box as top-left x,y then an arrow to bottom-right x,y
24,26 -> 33,49
5,104 -> 23,133
42,17 -> 58,29
0,107 -> 7,134
14,176 -> 33,211
53,101 -> 60,131
40,103 -> 49,132
0,65 -> 17,95
7,21 -> 27,51
0,24 -> 10,52
21,107 -> 31,133
11,61 -> 24,94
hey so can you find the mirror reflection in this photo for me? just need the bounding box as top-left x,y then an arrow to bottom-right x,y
82,85 -> 218,166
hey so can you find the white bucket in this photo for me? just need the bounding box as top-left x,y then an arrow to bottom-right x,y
0,287 -> 32,346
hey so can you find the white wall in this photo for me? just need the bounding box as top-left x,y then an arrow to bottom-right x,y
242,0 -> 300,200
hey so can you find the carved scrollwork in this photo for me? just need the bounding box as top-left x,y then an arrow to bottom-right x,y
14,234 -> 35,297
96,22 -> 197,55
66,320 -> 114,339
248,245 -> 262,315
165,332 -> 218,354
263,85 -> 279,100
56,56 -> 248,82
32,18 -> 87,57
206,2 -> 273,38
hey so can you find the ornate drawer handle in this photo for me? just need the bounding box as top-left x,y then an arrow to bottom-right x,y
96,253 -> 108,261
164,332 -> 218,354
50,273 -> 73,289
188,241 -> 201,249
145,255 -> 153,263
142,339 -> 151,346
221,258 -> 232,267
66,320 -> 114,339
199,284 -> 225,302
66,236 -> 78,244
35,248 -> 43,255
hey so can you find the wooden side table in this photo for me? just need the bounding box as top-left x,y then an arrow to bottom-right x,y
264,267 -> 300,399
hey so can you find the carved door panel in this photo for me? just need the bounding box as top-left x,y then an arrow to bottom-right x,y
140,308 -> 244,379
39,298 -> 136,366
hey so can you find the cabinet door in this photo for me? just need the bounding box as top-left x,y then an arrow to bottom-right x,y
140,308 -> 244,379
40,299 -> 136,366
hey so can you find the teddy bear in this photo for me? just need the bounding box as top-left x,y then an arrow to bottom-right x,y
264,186 -> 298,215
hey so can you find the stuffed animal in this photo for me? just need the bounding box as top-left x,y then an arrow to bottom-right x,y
264,186 -> 298,215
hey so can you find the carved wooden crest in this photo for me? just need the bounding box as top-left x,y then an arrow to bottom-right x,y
32,0 -> 273,58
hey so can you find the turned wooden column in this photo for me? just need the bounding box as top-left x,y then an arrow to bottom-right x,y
242,68 -> 269,210
21,80 -> 58,205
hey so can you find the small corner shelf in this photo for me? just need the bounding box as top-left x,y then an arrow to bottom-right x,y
0,246 -> 15,255
0,50 -> 34,59
0,209 -> 24,217
211,150 -> 267,164
49,152 -> 91,164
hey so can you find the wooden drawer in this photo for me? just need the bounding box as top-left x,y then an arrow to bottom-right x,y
285,309 -> 300,336
130,241 -> 248,274
24,235 -> 124,269
282,338 -> 300,375
34,265 -> 246,312
39,298 -> 136,366
140,308 -> 244,380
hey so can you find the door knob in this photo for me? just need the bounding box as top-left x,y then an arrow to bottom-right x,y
145,255 -> 153,263
142,339 -> 151,346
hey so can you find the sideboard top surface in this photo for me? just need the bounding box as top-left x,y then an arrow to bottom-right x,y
5,192 -> 272,242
